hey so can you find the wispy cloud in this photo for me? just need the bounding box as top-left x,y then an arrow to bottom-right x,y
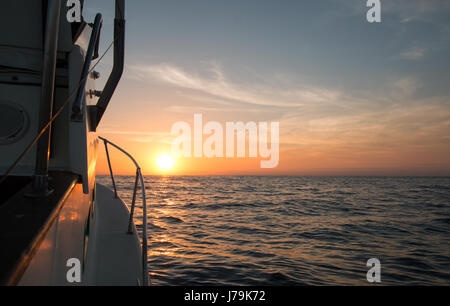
164,105 -> 275,113
100,129 -> 173,144
391,77 -> 421,97
382,0 -> 450,23
279,96 -> 450,156
334,0 -> 449,21
126,62 -> 447,159
128,63 -> 343,108
397,46 -> 426,60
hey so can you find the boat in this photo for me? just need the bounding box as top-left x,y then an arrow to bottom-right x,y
0,0 -> 149,285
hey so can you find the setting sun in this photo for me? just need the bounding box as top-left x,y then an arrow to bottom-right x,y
155,154 -> 176,172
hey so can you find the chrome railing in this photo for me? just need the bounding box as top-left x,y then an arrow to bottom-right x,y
71,13 -> 103,122
98,136 -> 149,286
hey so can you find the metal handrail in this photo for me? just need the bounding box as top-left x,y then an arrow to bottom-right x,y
98,136 -> 149,286
94,0 -> 125,128
71,13 -> 103,122
31,0 -> 61,196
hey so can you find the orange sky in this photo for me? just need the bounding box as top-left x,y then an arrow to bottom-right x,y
89,1 -> 450,176
95,108 -> 450,176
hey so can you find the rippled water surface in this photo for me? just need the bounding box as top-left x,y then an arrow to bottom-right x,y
97,176 -> 450,285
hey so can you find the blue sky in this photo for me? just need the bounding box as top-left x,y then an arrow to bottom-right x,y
84,0 -> 450,175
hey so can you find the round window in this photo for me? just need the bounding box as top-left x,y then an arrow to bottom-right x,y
0,103 -> 29,145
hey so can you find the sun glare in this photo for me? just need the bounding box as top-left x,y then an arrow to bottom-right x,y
155,154 -> 176,172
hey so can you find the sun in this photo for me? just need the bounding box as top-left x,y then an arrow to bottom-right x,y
155,153 -> 176,172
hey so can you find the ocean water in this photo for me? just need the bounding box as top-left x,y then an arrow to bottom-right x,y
97,175 -> 450,285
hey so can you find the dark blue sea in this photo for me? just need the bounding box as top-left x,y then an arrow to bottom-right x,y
97,176 -> 450,285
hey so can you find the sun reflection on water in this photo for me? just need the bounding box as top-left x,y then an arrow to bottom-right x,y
98,175 -> 450,285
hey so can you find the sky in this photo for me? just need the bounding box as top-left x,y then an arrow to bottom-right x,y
84,0 -> 450,175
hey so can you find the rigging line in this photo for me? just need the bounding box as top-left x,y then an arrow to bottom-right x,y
0,29 -> 119,186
